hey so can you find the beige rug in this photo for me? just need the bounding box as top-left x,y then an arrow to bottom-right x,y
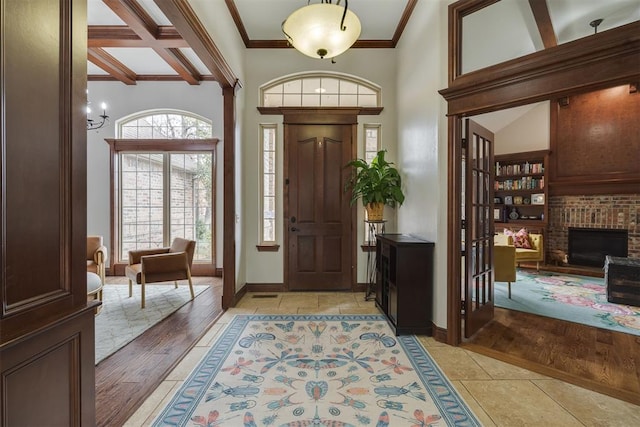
95,283 -> 209,364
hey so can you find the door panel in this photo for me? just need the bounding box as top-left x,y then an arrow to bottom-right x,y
286,123 -> 353,291
464,119 -> 495,337
0,0 -> 95,423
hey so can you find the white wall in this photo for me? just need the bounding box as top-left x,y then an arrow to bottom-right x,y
494,102 -> 550,154
241,48 -> 398,285
86,81 -> 224,267
395,0 -> 453,329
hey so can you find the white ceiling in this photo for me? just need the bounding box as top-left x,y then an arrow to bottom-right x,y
87,0 -> 639,79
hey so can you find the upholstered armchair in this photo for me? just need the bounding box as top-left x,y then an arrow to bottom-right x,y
495,231 -> 544,271
494,245 -> 517,298
87,235 -> 108,285
124,238 -> 196,308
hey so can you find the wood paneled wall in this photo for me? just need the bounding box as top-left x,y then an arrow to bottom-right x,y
549,85 -> 640,195
0,0 -> 96,424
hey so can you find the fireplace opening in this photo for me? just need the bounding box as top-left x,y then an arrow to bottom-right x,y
568,227 -> 628,268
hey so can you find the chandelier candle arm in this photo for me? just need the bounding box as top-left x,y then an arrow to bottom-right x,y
282,0 -> 361,59
87,102 -> 109,131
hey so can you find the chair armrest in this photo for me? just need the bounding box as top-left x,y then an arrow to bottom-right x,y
141,252 -> 188,274
529,234 -> 543,253
128,247 -> 170,265
495,245 -> 516,264
94,245 -> 108,264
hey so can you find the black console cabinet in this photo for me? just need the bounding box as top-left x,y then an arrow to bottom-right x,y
375,234 -> 434,335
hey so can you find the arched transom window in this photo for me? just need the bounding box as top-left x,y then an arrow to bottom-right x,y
260,72 -> 381,108
120,110 -> 213,139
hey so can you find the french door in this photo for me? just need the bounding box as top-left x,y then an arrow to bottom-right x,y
464,119 -> 495,337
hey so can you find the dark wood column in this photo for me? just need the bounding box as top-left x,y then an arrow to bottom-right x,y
222,86 -> 236,309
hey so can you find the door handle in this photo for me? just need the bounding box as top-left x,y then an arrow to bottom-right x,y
291,227 -> 299,232
291,216 -> 296,223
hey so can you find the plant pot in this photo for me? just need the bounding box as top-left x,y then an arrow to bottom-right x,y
365,202 -> 384,221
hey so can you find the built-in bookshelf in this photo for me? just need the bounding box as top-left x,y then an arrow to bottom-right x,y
494,150 -> 549,231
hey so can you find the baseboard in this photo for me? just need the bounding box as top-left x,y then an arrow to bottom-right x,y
244,283 -> 286,292
215,268 -> 223,277
354,282 -> 367,292
432,324 -> 447,343
233,285 -> 247,305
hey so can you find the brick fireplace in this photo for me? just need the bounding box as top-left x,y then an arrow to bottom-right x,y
547,194 -> 640,264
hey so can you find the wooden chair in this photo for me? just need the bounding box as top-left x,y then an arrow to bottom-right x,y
124,238 -> 196,308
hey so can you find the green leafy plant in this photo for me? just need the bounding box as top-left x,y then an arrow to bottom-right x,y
345,150 -> 405,208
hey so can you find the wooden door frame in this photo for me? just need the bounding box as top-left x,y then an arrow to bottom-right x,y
258,107 -> 383,291
439,1 -> 640,345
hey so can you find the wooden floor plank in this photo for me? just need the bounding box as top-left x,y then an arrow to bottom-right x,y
465,307 -> 640,405
95,278 -> 223,427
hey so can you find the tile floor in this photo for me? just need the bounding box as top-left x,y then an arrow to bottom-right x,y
125,292 -> 640,426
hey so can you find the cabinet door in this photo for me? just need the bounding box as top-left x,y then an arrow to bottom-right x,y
388,282 -> 398,325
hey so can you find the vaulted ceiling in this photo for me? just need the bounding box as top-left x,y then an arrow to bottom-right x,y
87,0 -> 640,85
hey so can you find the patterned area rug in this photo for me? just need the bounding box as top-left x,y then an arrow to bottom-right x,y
152,314 -> 480,426
95,283 -> 209,364
495,270 -> 640,336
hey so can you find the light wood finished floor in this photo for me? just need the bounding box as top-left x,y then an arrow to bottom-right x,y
122,291 -> 640,426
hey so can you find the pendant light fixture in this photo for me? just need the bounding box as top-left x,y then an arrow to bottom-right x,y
282,0 -> 361,60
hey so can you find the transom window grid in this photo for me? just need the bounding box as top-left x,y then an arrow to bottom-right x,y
260,125 -> 277,244
262,75 -> 380,108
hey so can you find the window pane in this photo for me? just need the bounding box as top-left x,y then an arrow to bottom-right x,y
283,80 -> 301,93
302,78 -> 321,93
340,80 -> 358,94
302,94 -> 320,107
340,94 -> 357,106
264,94 -> 282,107
322,78 -> 339,93
359,94 -> 378,107
283,94 -> 302,106
169,153 -> 212,262
320,94 -> 339,107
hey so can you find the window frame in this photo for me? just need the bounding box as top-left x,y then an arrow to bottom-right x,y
106,138 -> 219,276
257,123 -> 279,250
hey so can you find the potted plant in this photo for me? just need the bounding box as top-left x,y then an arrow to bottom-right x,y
345,149 -> 405,221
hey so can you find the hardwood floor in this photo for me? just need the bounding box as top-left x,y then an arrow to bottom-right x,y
465,307 -> 640,406
95,277 -> 223,427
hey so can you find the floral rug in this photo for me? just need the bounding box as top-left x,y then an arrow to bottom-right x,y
495,270 -> 640,336
152,315 -> 480,426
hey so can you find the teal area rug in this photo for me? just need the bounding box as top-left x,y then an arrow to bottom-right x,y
152,315 -> 480,426
495,270 -> 640,336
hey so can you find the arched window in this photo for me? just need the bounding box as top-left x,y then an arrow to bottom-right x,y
260,72 -> 381,108
111,110 -> 217,267
119,110 -> 212,139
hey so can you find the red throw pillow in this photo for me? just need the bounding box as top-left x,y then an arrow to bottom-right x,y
513,228 -> 532,249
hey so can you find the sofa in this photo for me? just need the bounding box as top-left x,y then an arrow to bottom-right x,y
495,229 -> 544,271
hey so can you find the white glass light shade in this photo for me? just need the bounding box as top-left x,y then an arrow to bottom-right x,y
282,3 -> 361,59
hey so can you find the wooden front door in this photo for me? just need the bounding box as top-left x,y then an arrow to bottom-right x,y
285,119 -> 355,291
464,119 -> 495,337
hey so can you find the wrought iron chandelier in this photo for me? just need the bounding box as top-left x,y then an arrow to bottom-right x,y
282,0 -> 361,60
87,102 -> 109,131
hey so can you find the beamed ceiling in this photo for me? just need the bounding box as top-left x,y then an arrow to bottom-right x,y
87,0 -> 640,85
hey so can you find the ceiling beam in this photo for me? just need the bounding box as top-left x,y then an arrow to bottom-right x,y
102,0 -> 202,84
89,74 -> 216,82
88,48 -> 137,85
529,0 -> 558,49
154,0 -> 238,88
224,0 -> 250,47
392,0 -> 418,47
88,26 -> 189,48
